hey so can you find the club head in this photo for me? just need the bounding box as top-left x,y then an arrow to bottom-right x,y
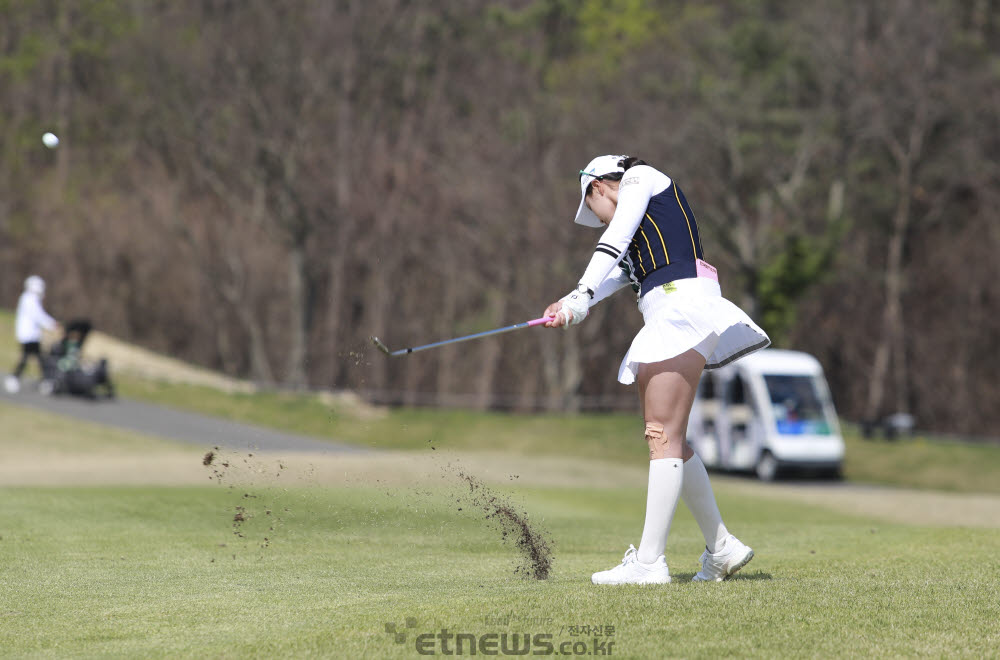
370,336 -> 392,355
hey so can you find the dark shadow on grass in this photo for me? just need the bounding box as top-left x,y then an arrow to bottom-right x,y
671,570 -> 773,582
727,570 -> 772,581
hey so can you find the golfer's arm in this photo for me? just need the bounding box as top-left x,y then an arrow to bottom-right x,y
577,176 -> 653,293
589,269 -> 630,307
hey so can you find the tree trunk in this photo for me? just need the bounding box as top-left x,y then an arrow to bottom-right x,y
325,235 -> 349,386
366,266 -> 390,396
538,310 -> 584,412
561,329 -> 583,412
285,243 -> 309,388
866,158 -> 913,421
54,3 -> 72,189
323,27 -> 356,388
235,302 -> 274,384
434,264 -> 460,405
474,289 -> 508,410
953,282 -> 981,434
540,323 -> 562,411
209,296 -> 238,375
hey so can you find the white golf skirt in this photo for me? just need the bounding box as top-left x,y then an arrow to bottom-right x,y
617,277 -> 770,385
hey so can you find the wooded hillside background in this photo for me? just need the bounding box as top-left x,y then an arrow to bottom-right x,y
2,0 -> 998,435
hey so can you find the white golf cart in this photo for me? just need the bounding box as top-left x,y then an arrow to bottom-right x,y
687,349 -> 844,481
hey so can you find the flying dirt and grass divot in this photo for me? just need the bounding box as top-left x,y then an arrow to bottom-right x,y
450,465 -> 553,580
202,447 -> 288,556
202,444 -> 554,578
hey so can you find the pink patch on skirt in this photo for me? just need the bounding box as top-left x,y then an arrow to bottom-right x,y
696,259 -> 718,282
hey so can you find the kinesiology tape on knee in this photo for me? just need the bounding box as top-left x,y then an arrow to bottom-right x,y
645,422 -> 669,460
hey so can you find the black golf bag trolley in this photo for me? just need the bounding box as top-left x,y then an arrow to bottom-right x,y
40,319 -> 116,399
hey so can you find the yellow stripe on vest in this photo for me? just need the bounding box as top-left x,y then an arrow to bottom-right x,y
646,213 -> 670,265
632,239 -> 647,275
640,229 -> 656,268
674,185 -> 697,258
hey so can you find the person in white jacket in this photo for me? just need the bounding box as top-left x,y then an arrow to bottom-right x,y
543,156 -> 769,585
5,275 -> 59,393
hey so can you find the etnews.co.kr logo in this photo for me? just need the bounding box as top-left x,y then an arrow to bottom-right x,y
384,619 -> 615,656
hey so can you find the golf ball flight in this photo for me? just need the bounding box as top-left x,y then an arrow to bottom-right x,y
42,132 -> 59,148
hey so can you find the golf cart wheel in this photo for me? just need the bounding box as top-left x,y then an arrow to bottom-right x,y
822,464 -> 844,481
755,450 -> 780,482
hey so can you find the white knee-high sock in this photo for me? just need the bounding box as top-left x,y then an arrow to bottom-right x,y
636,458 -> 684,564
681,454 -> 729,553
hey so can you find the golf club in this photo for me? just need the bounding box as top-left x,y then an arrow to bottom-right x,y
371,316 -> 555,357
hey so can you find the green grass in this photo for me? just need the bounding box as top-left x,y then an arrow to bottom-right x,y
0,309 -> 20,380
1,484 -> 997,658
3,306 -> 1000,657
843,430 -> 1000,493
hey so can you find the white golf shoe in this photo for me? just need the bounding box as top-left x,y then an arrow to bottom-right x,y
692,534 -> 754,582
591,544 -> 671,585
4,375 -> 19,394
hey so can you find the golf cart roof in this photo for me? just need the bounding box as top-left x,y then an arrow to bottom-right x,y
733,349 -> 825,377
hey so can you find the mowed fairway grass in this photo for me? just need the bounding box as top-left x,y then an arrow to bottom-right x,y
1,307 -> 999,657
2,479 -> 999,656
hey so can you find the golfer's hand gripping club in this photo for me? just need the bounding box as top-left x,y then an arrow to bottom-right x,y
545,286 -> 589,328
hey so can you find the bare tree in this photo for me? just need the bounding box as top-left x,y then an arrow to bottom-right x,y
846,0 -> 956,422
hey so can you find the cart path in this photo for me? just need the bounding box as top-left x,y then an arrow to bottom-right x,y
0,386 -> 368,454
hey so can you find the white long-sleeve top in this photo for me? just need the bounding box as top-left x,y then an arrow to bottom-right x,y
578,165 -> 674,295
15,291 -> 57,343
585,261 -> 638,308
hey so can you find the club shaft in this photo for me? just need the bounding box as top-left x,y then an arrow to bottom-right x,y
389,317 -> 552,356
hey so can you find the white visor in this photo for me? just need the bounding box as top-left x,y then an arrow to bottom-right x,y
574,155 -> 627,227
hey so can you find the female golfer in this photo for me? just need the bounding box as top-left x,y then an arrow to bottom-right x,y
543,155 -> 769,584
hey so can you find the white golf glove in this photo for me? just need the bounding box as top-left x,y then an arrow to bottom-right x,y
558,285 -> 592,327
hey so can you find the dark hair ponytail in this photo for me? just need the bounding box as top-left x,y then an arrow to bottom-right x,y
585,156 -> 649,196
599,156 -> 648,184
617,156 -> 647,172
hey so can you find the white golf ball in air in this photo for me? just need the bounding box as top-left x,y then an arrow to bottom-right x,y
42,132 -> 59,148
